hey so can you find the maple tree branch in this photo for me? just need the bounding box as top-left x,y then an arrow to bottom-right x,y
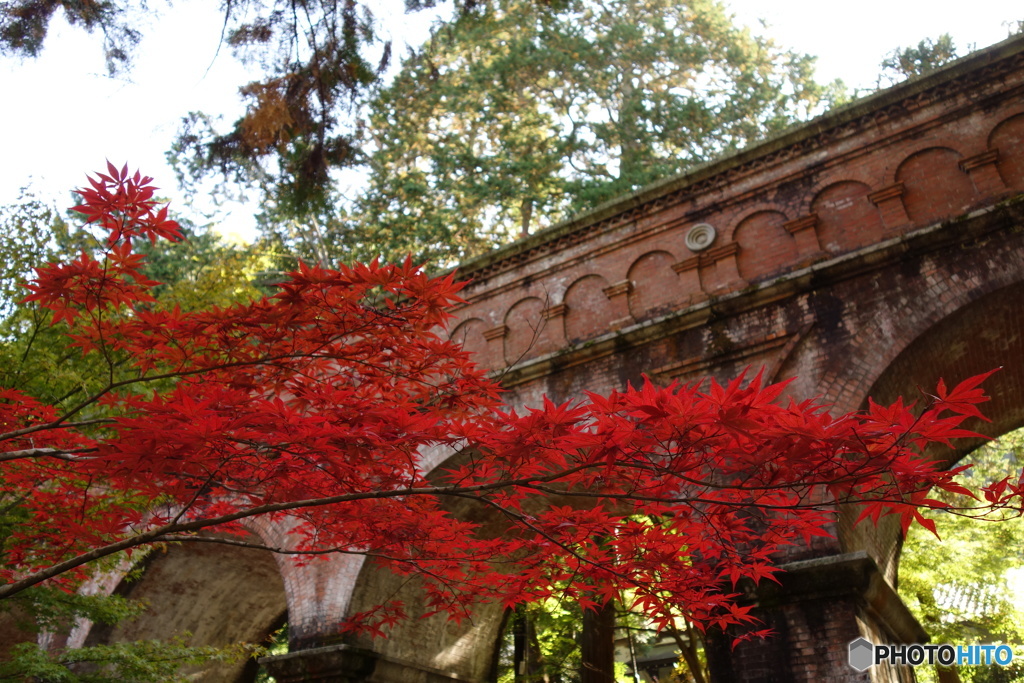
0,447 -> 98,463
3,167 -> 1012,643
0,348 -> 364,442
149,534 -> 365,556
439,487 -> 642,591
0,418 -> 114,443
0,470 -> 589,599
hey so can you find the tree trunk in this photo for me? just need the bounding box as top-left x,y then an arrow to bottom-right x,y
520,198 -> 534,237
580,600 -> 616,683
617,76 -> 644,184
513,605 -> 548,683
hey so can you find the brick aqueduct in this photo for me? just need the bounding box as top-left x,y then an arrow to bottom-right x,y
58,34 -> 1024,683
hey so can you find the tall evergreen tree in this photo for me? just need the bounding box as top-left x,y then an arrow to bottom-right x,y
350,0 -> 835,265
878,34 -> 961,85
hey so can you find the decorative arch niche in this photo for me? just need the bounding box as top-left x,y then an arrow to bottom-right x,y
449,317 -> 489,366
504,297 -> 556,364
732,210 -> 796,281
895,146 -> 980,225
989,113 -> 1024,190
811,181 -> 883,255
563,274 -> 611,344
627,250 -> 679,321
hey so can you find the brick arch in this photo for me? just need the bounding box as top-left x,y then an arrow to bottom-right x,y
864,280 -> 1024,464
82,537 -> 288,682
504,296 -> 556,364
732,210 -> 796,281
895,146 -> 980,225
564,273 -> 611,344
815,247 -> 1024,417
67,513 -> 367,671
333,444 -> 519,682
989,112 -> 1024,190
342,583 -> 505,681
449,317 -> 489,366
830,281 -> 1024,588
627,250 -> 679,321
810,181 -> 883,255
341,536 -> 506,679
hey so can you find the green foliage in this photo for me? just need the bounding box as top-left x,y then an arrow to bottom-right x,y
496,601 -> 586,683
251,196 -> 360,271
254,624 -> 289,683
8,586 -> 146,634
346,0 -> 836,265
133,222 -> 271,310
0,191 -> 106,407
0,637 -> 260,682
0,0 -> 141,74
493,600 -> 695,683
879,34 -> 961,85
900,431 -> 1024,683
0,195 -> 271,680
0,195 -> 267,404
0,191 -> 71,319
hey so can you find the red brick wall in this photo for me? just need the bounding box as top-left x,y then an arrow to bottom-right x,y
451,43 -> 1024,379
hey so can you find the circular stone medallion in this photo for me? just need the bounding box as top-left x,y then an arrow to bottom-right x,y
685,223 -> 716,252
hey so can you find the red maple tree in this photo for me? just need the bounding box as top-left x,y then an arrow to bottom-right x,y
1,164 -> 1022,637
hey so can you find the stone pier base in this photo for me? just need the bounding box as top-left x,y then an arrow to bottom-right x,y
705,551 -> 925,683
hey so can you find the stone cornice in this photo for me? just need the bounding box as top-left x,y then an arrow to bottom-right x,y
868,183 -> 905,205
784,215 -> 819,235
602,280 -> 634,299
960,149 -> 1000,171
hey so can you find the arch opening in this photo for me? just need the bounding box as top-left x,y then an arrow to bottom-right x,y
83,538 -> 288,683
834,280 -> 1024,674
898,432 -> 1024,683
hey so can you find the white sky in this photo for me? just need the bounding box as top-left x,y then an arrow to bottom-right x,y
0,0 -> 1021,239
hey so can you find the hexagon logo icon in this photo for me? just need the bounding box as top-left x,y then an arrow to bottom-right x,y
849,637 -> 874,671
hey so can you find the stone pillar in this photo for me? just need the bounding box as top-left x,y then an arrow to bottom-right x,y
784,214 -> 826,264
672,257 -> 707,307
868,183 -> 911,232
704,551 -> 924,683
602,280 -> 635,331
959,149 -> 1005,196
260,644 -> 472,683
541,303 -> 569,347
260,644 -> 378,683
483,324 -> 508,369
700,243 -> 746,293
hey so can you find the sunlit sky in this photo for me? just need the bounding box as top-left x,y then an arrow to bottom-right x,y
1,0 -> 1021,239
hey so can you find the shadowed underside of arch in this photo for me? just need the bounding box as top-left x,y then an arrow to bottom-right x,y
834,279 -> 1024,629
866,280 -> 1024,463
84,541 -> 288,682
